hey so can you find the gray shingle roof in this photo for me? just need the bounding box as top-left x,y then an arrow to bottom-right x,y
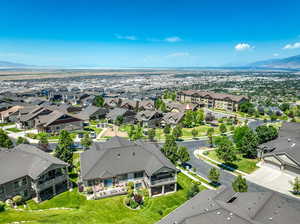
157,187 -> 300,224
80,137 -> 176,180
75,105 -> 108,120
262,122 -> 300,165
106,108 -> 127,121
0,144 -> 68,185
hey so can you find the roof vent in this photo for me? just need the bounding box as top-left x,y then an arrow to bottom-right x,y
227,217 -> 231,220
217,211 -> 221,215
117,153 -> 120,158
132,152 -> 135,156
291,143 -> 296,147
269,217 -> 273,221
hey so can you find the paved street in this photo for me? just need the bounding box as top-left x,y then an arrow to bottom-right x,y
179,137 -> 300,207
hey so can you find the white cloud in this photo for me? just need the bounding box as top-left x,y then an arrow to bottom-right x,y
165,36 -> 182,43
235,43 -> 253,51
115,34 -> 137,40
283,42 -> 300,49
166,52 -> 190,57
273,53 -> 280,57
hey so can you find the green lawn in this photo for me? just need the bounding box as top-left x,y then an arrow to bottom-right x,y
0,122 -> 14,127
0,173 -> 205,224
206,150 -> 259,174
6,127 -> 23,133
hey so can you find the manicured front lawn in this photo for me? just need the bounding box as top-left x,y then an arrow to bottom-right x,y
6,127 -> 23,133
206,150 -> 259,174
0,173 -> 204,224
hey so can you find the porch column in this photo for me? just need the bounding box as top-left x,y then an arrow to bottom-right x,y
174,183 -> 177,192
162,185 -> 165,195
53,185 -> 56,196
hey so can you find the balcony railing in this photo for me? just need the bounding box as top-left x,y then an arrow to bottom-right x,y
33,175 -> 68,191
150,177 -> 176,186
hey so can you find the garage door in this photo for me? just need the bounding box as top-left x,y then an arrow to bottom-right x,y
263,156 -> 282,170
285,165 -> 300,176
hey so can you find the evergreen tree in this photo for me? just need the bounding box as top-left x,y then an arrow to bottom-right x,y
177,146 -> 190,164
163,124 -> 171,135
81,133 -> 93,150
219,123 -> 227,135
92,95 -> 104,107
290,177 -> 300,195
55,130 -> 74,165
232,175 -> 248,192
208,167 -> 220,184
38,133 -> 49,151
215,136 -> 237,164
172,125 -> 183,140
147,128 -> 156,141
161,135 -> 179,164
0,129 -> 13,148
239,129 -> 259,158
206,128 -> 214,147
191,128 -> 198,138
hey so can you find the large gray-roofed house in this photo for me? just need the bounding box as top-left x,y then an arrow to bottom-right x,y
0,144 -> 69,202
157,187 -> 300,224
106,107 -> 136,123
75,105 -> 108,121
80,137 -> 177,198
259,122 -> 300,175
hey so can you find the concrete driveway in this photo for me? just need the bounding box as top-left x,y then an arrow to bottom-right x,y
247,163 -> 297,197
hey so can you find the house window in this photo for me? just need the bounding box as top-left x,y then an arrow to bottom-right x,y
22,178 -> 27,186
0,186 -> 4,194
134,171 -> 144,179
118,174 -> 128,181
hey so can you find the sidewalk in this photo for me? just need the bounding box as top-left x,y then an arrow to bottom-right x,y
178,167 -> 215,190
194,148 -> 249,176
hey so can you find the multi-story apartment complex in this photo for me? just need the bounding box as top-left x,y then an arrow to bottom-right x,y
176,90 -> 248,111
80,137 -> 177,199
0,144 -> 70,202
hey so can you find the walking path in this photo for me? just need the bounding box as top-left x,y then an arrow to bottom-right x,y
178,167 -> 215,190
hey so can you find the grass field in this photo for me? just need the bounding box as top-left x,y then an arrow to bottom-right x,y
0,173 -> 205,224
206,150 -> 259,174
6,127 -> 23,133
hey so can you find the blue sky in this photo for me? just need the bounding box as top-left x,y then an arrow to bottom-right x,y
0,0 -> 300,67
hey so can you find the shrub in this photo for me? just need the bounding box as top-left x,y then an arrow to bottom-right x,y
85,187 -> 93,194
129,199 -> 139,209
12,195 -> 23,205
0,201 -> 5,212
127,181 -> 134,190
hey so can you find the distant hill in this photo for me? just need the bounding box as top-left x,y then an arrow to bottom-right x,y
0,60 -> 31,68
248,55 -> 300,69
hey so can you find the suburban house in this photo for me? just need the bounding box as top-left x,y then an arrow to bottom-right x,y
0,144 -> 70,202
18,106 -> 55,129
138,100 -> 155,111
166,102 -> 197,113
0,105 -> 24,123
75,105 -> 108,122
157,186 -> 300,224
176,90 -> 248,111
161,112 -> 185,127
135,110 -> 163,127
120,99 -> 139,111
35,110 -> 84,133
104,98 -> 121,109
106,108 -> 136,124
80,137 -> 177,199
259,122 -> 300,175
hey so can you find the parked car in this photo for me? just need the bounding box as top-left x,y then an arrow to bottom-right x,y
90,132 -> 97,139
78,133 -> 84,138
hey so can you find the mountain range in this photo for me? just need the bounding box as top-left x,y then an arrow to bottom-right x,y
248,54 -> 300,69
1,54 -> 300,70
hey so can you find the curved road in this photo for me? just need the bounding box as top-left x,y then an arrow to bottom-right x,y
178,119 -> 300,206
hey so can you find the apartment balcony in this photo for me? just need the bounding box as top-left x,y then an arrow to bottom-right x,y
33,175 -> 68,191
